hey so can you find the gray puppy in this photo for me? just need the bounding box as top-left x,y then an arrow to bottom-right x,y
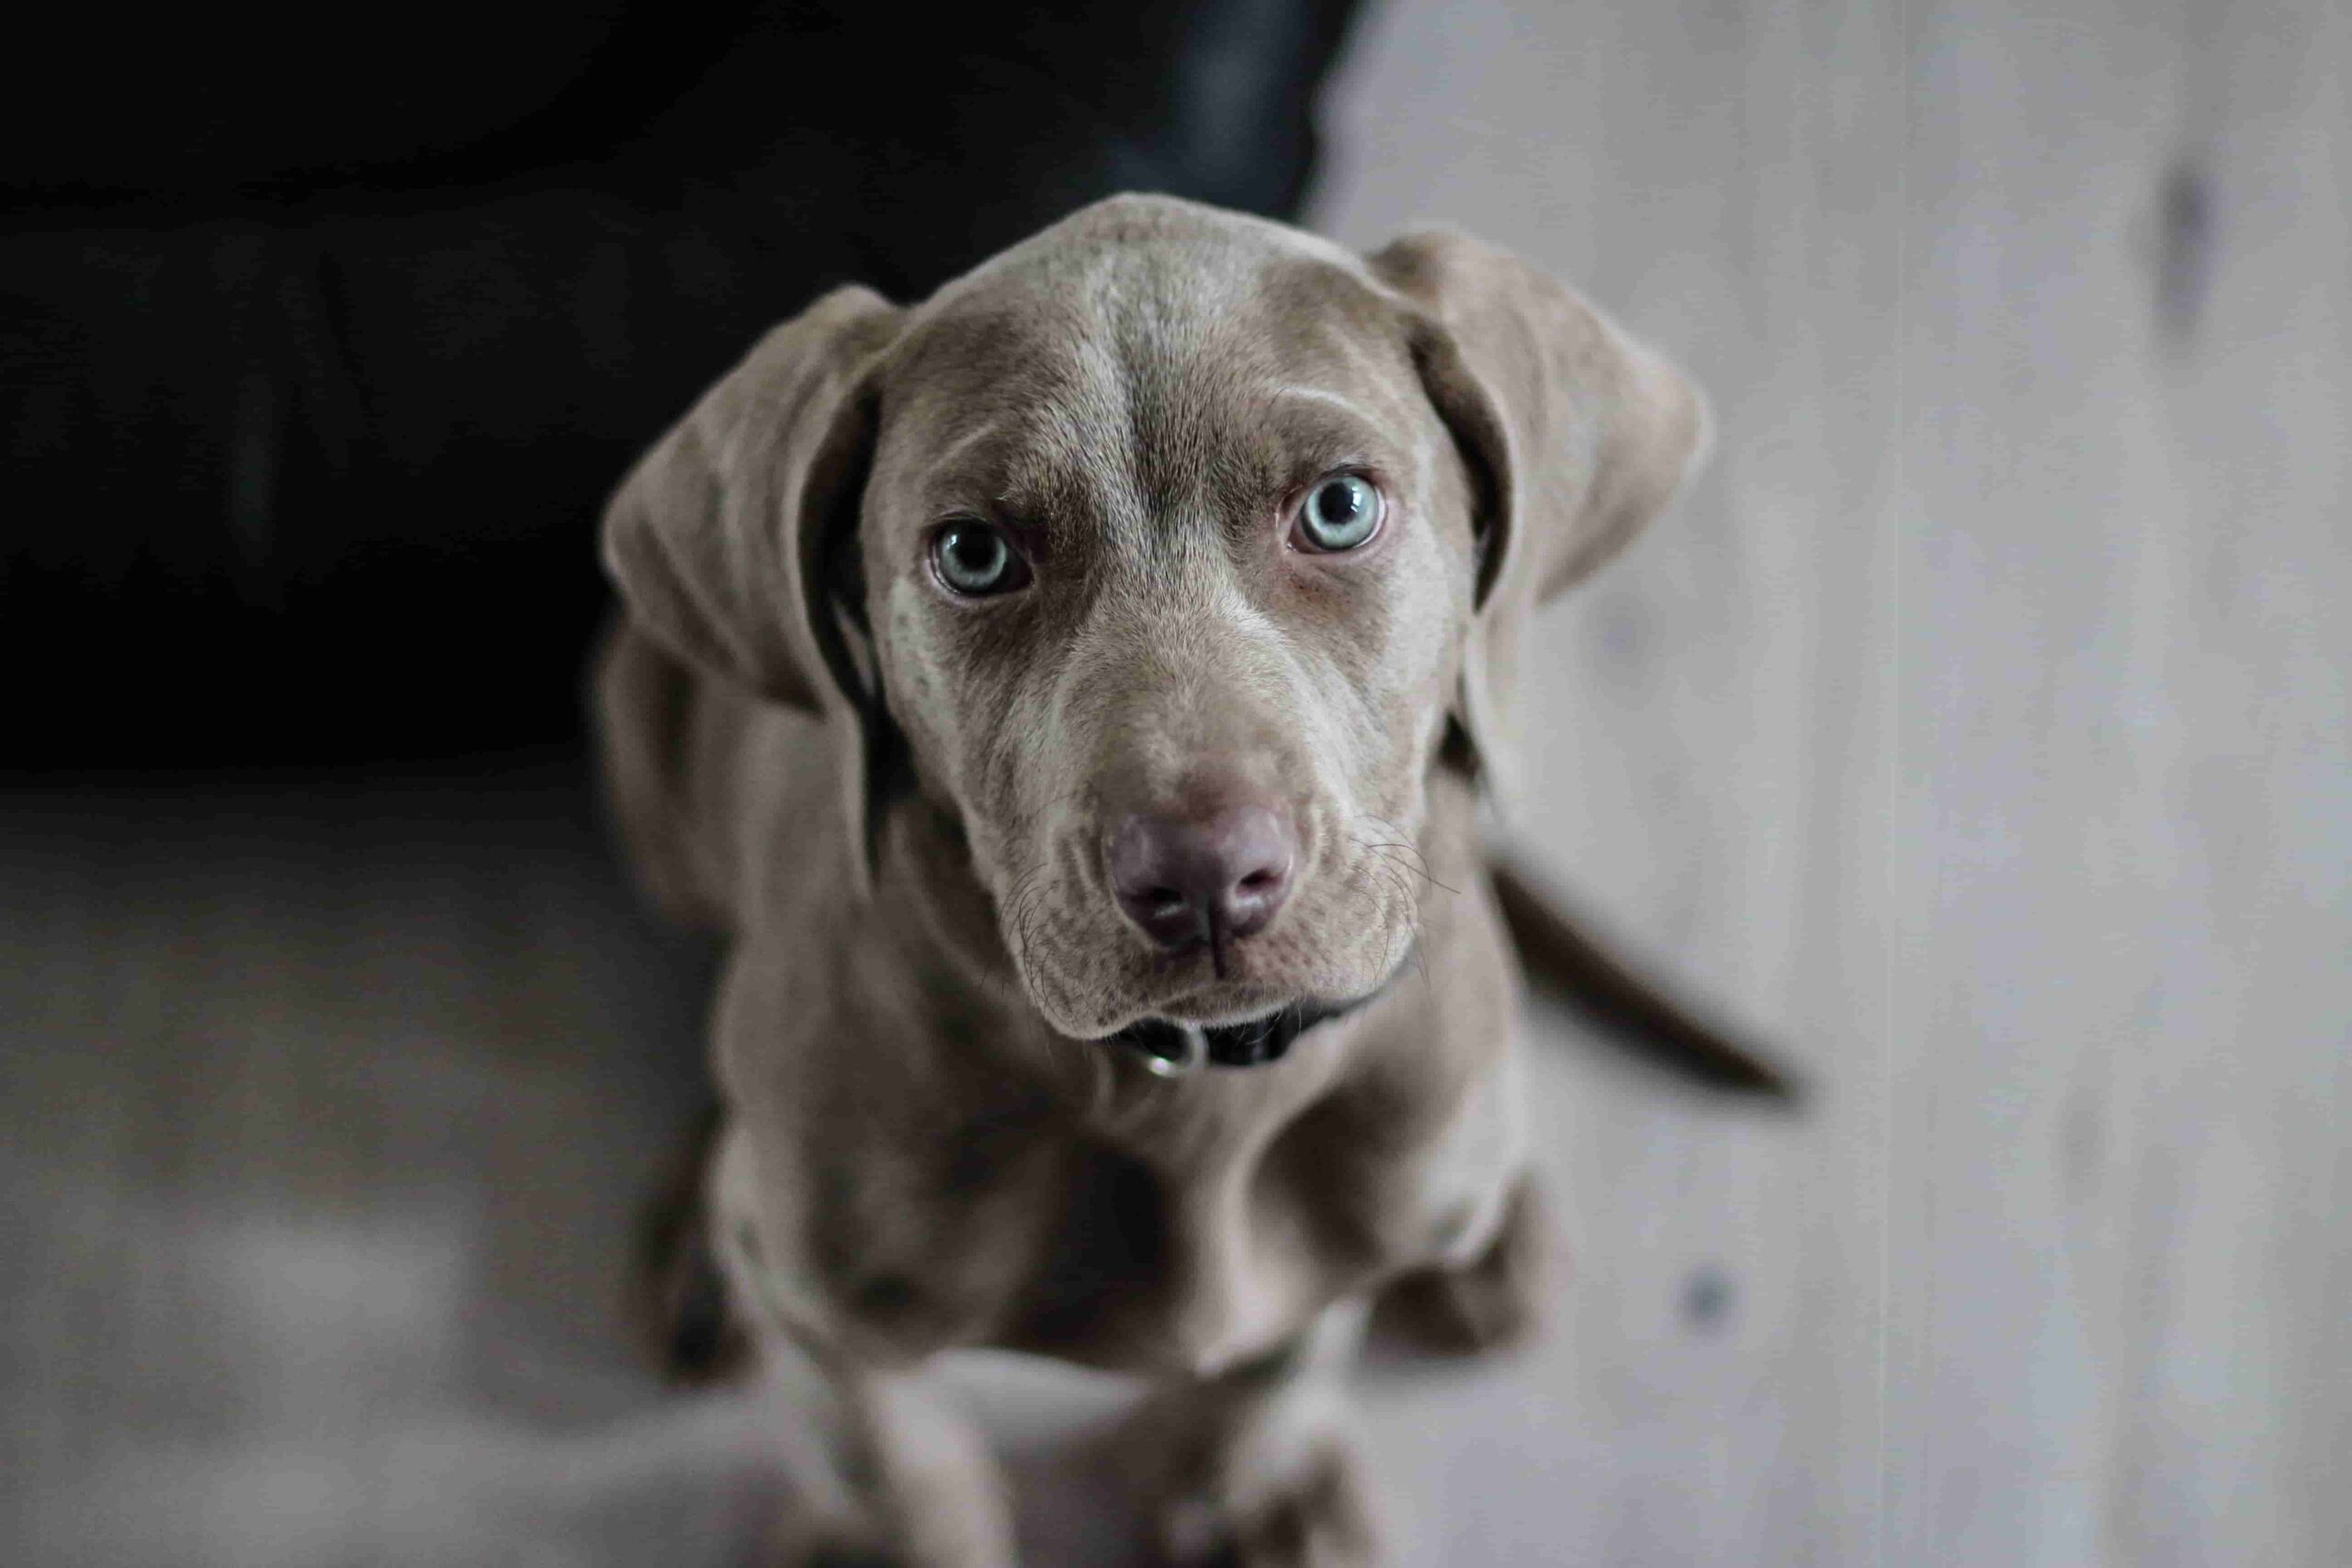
596,194 -> 1733,1566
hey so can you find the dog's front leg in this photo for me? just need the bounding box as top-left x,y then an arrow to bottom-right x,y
1125,1299 -> 1382,1568
746,1331 -> 1015,1568
1371,1169 -> 1561,1357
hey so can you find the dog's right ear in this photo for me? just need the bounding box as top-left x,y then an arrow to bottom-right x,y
601,286 -> 903,714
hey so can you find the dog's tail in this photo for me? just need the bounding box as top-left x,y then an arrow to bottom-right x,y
1488,855 -> 1802,1102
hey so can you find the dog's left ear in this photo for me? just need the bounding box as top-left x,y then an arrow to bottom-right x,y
601,285 -> 906,889
1367,231 -> 1710,801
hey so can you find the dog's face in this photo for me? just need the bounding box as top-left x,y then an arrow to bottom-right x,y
604,196 -> 1705,1045
858,223 -> 1473,1037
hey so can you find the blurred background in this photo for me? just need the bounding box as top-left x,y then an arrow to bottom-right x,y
5,2 -> 2346,1564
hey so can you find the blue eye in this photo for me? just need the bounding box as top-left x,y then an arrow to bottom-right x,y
1292,474 -> 1383,552
932,520 -> 1030,596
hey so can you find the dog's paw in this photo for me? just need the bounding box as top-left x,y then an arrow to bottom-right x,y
1372,1178 -> 1559,1357
1153,1437 -> 1381,1568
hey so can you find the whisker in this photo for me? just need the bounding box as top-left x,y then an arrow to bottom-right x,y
1352,818 -> 1460,897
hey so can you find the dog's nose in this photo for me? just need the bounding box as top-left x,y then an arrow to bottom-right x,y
1106,802 -> 1297,954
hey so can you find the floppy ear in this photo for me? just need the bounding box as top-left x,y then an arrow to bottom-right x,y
600,284 -> 904,882
1366,231 -> 1710,802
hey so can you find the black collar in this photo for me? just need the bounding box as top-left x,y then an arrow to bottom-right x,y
1100,959 -> 1404,1073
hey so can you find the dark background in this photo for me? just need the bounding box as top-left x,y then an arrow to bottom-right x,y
4,0 -> 1357,767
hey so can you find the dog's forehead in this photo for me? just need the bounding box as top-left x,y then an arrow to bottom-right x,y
873,202 -> 1407,532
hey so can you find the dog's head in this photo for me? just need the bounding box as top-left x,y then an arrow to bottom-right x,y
604,196 -> 1704,1043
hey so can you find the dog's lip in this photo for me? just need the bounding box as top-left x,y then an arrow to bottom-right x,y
1146,987 -> 1299,1028
1090,978 -> 1295,1039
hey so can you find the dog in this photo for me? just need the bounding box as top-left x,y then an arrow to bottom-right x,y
594,193 -> 1785,1566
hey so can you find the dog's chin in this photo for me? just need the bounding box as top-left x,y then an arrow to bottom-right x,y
1139,978 -> 1303,1030
1018,976 -> 1292,1044
1015,936 -> 1411,1046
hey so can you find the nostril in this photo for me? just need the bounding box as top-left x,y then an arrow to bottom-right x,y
1105,798 -> 1299,951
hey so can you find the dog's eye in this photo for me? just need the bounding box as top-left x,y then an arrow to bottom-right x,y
1290,474 -> 1383,553
931,520 -> 1031,597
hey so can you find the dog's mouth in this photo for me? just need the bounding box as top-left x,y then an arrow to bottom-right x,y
1095,957 -> 1406,1075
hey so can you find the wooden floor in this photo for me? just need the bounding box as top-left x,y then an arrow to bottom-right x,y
0,767 -> 1783,1568
6,3 -> 2347,1564
1313,0 -> 2351,1562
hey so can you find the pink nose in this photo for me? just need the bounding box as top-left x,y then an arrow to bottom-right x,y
1106,802 -> 1297,957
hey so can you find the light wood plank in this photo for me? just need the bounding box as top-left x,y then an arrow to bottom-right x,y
1317,0 -> 2351,1562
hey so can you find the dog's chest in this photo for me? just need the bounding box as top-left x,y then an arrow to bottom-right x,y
813,1041 -> 1517,1373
